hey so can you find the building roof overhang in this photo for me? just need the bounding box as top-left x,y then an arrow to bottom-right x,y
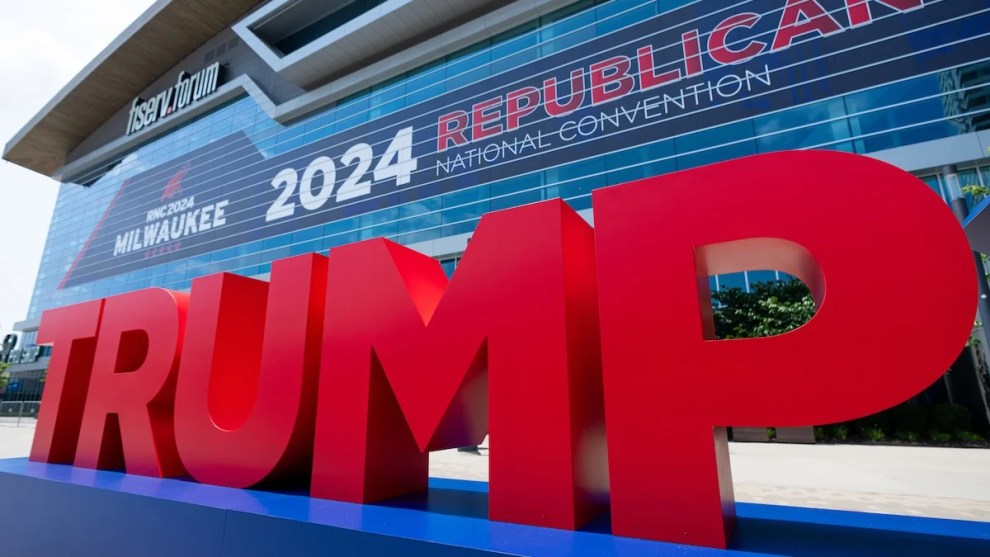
2,0 -> 264,178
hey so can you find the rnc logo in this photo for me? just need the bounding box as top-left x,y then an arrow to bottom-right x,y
28,152 -> 975,549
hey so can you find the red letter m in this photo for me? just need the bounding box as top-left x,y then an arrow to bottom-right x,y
312,199 -> 606,530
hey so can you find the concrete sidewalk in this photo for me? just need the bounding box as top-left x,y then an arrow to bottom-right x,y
431,439 -> 990,522
3,422 -> 988,522
0,424 -> 38,460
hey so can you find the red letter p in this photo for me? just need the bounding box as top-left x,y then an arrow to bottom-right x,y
594,151 -> 976,548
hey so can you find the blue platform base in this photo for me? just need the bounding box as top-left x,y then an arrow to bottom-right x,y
0,458 -> 987,556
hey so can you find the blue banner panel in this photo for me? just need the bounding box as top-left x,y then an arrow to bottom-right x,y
0,458 -> 987,557
62,0 -> 990,287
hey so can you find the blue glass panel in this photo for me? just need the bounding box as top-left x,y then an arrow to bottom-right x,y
441,218 -> 480,237
446,44 -> 491,91
334,93 -> 371,132
302,110 -> 335,146
209,247 -> 238,263
292,225 -> 324,243
443,184 -> 491,212
398,198 -> 442,234
234,251 -> 261,270
274,122 -> 308,155
605,139 -> 675,184
224,105 -> 255,130
565,196 -> 592,211
323,216 -> 358,237
405,60 -> 447,106
323,230 -> 361,249
209,115 -> 234,139
131,278 -> 152,290
540,0 -> 597,55
290,239 -> 323,256
399,211 -> 442,236
678,140 -> 757,170
368,76 -> 407,119
491,190 -> 542,212
607,159 -> 677,185
261,245 -> 291,263
491,27 -> 539,76
844,75 -> 939,113
606,139 -> 674,170
548,157 -> 606,202
759,121 -> 853,152
754,98 -> 849,151
824,141 -> 856,153
395,226 -> 442,246
718,272 -> 746,290
262,235 -> 291,249
250,117 -> 279,154
919,175 -> 945,199
848,98 -> 954,137
440,259 -> 457,278
489,173 -> 543,211
359,207 -> 398,239
676,120 -> 755,153
442,185 -> 490,236
659,0 -> 695,13
545,157 -> 604,185
747,270 -> 777,285
596,1 -> 655,36
853,121 -> 958,153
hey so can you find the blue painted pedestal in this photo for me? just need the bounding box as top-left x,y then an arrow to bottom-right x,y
0,458 -> 986,556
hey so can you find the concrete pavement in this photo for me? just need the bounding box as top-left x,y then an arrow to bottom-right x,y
0,423 -> 37,459
429,438 -> 990,522
3,422 -> 988,522
726,443 -> 990,521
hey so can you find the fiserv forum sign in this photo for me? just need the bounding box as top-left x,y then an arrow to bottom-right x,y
59,0 -> 989,287
31,152 -> 977,549
126,62 -> 222,136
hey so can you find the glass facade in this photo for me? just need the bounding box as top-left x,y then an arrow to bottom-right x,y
25,0 -> 990,337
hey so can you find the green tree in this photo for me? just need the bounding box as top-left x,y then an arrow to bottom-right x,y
712,279 -> 815,339
962,183 -> 990,203
0,361 -> 9,391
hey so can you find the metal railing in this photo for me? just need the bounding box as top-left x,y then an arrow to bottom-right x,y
0,401 -> 39,426
0,363 -> 45,426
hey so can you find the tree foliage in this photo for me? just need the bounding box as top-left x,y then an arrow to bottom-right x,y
962,183 -> 990,203
712,279 -> 815,340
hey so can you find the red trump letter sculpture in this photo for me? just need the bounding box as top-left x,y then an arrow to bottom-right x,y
27,150 -> 977,551
594,150 -> 977,548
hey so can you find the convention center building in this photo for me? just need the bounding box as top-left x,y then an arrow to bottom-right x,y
4,0 -> 990,355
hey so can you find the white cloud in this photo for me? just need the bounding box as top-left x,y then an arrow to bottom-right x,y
0,0 -> 155,336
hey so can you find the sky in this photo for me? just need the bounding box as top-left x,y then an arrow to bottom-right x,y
0,0 -> 156,338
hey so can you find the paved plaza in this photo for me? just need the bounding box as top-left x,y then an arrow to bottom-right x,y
2,422 -> 988,522
430,437 -> 990,523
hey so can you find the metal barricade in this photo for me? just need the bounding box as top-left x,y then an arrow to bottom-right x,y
0,368 -> 44,426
